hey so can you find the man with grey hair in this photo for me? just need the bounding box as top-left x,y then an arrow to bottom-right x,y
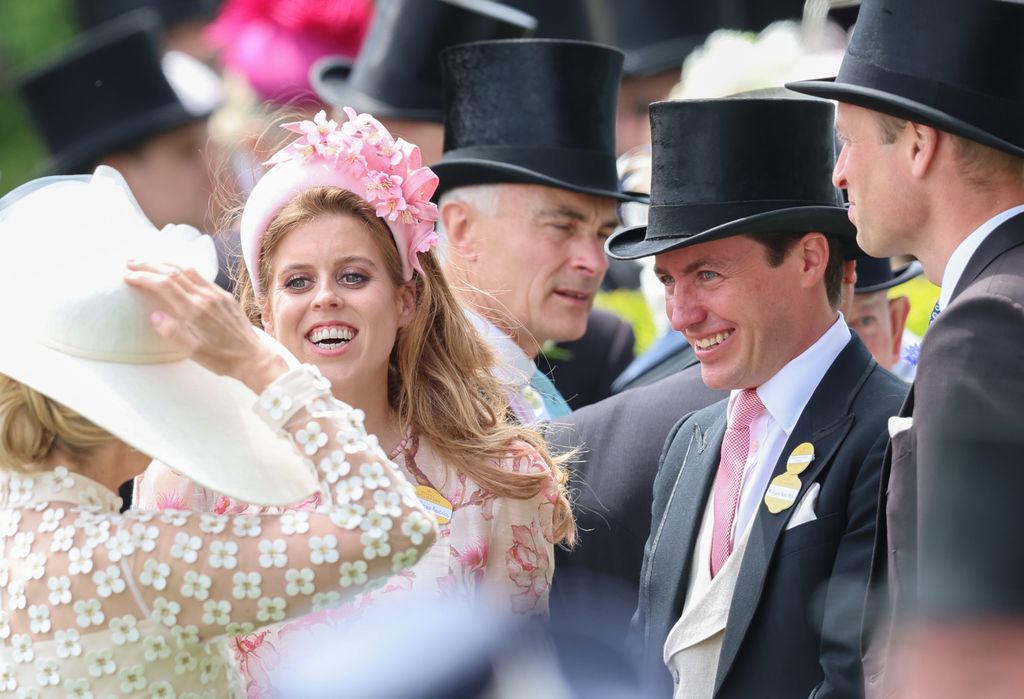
431,38 -> 643,423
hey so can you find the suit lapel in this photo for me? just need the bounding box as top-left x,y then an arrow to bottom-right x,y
645,408 -> 726,645
715,338 -> 875,690
950,213 -> 1024,303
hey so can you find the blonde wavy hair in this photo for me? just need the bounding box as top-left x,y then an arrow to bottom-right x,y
0,374 -> 115,471
236,187 -> 576,546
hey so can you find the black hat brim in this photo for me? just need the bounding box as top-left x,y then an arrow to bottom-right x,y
856,260 -> 923,294
606,205 -> 855,259
311,57 -> 445,123
430,158 -> 648,203
787,77 -> 1024,160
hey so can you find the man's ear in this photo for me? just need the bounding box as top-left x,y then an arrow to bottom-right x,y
798,232 -> 831,290
439,199 -> 478,262
908,122 -> 940,179
888,295 -> 911,363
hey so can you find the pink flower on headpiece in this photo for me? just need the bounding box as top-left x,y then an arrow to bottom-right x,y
247,108 -> 442,285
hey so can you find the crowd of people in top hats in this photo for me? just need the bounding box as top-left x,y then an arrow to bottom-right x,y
1,0 -> 1022,697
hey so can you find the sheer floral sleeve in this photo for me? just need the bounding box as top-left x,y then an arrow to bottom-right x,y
480,445 -> 560,615
0,364 -> 437,695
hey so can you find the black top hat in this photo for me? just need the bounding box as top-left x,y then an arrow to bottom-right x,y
432,39 -> 641,202
312,0 -> 536,122
787,0 -> 1024,158
18,9 -> 211,175
607,95 -> 855,259
497,0 -> 591,40
855,254 -> 923,294
75,0 -> 220,30
583,0 -> 746,77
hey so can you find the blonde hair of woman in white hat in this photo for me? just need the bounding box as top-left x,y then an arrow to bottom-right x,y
0,168 -> 436,697
135,108 -> 576,691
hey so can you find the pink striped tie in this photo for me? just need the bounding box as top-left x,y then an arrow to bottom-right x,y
710,388 -> 765,577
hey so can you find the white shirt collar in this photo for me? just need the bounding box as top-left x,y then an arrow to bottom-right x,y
938,204 -> 1024,311
465,309 -> 535,386
729,314 -> 851,435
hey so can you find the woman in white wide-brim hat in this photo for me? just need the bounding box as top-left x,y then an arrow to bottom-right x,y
0,167 -> 436,697
134,107 -> 577,692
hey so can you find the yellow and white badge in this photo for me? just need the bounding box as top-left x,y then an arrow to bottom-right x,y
415,485 -> 453,524
764,442 -> 815,514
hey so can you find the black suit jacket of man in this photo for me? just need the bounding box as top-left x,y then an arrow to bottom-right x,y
548,364 -> 726,632
635,334 -> 907,699
863,213 -> 1024,690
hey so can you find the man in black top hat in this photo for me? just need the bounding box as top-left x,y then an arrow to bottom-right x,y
312,0 -> 537,167
618,94 -> 906,698
789,1 -> 1024,695
18,10 -> 218,233
433,38 -> 640,424
847,255 -> 922,381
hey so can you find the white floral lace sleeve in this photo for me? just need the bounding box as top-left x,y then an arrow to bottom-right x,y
0,364 -> 437,697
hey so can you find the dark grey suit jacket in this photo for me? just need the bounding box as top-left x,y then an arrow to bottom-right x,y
636,335 -> 907,699
548,364 -> 725,632
864,213 -> 1024,690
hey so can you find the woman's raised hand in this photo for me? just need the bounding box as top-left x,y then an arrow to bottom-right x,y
124,260 -> 288,394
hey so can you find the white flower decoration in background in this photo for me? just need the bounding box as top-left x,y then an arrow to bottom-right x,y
109,615 -> 140,646
335,476 -> 364,504
285,568 -> 314,596
64,677 -> 90,697
12,531 -> 33,558
131,523 -> 159,553
232,571 -> 262,600
361,510 -> 393,541
25,552 -> 45,580
171,532 -> 203,562
201,599 -> 231,627
143,635 -> 172,662
51,525 -> 75,553
318,451 -> 351,483
152,598 -> 181,627
0,665 -> 14,691
329,502 -> 365,530
8,475 -> 34,505
42,466 -> 73,490
83,519 -> 111,548
392,547 -> 420,573
74,598 -> 104,628
27,605 -> 50,634
54,629 -> 81,659
68,546 -> 94,575
139,559 -> 171,591
260,386 -> 293,421
34,659 -> 59,687
225,621 -> 254,637
256,597 -> 286,623
258,539 -> 287,568
160,510 -> 189,527
312,590 -> 340,612
7,581 -> 26,610
180,571 -> 212,601
309,534 -> 339,565
104,530 -> 134,562
208,540 -> 239,570
86,648 -> 116,678
296,421 -> 328,455
0,610 -> 8,639
401,511 -> 435,546
118,664 -> 146,692
11,634 -> 33,663
92,566 -> 126,598
281,511 -> 310,535
339,560 -> 368,587
171,624 -> 199,648
373,491 -> 403,518
199,513 -> 227,534
38,507 -> 64,532
360,462 -> 389,490
175,651 -> 198,675
232,516 -> 261,538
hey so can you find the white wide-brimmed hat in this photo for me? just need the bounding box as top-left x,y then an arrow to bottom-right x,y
0,167 -> 317,506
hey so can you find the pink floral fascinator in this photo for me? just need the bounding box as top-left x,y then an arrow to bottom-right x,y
240,108 -> 440,295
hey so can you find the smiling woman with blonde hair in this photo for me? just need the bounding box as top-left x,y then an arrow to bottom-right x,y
137,108 -> 576,694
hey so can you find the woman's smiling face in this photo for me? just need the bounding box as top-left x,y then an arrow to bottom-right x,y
261,213 -> 415,395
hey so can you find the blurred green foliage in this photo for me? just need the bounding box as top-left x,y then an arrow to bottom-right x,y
0,0 -> 78,195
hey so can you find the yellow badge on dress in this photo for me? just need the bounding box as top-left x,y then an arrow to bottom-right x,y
764,442 -> 815,514
415,485 -> 453,524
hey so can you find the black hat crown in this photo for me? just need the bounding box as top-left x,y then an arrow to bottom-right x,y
432,38 -> 638,202
74,0 -> 220,30
583,0 -> 746,77
607,95 -> 854,259
18,9 -> 208,174
788,0 -> 1024,158
855,253 -> 923,293
312,0 -> 536,122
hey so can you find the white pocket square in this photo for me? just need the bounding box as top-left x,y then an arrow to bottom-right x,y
888,416 -> 913,438
785,482 -> 820,530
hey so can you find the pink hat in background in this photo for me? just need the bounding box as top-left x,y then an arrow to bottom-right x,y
207,0 -> 373,104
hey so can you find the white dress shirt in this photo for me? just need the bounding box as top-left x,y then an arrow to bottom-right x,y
727,315 -> 851,542
938,204 -> 1024,312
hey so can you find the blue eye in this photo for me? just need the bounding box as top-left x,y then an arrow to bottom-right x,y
284,276 -> 310,290
698,271 -> 719,282
340,272 -> 368,285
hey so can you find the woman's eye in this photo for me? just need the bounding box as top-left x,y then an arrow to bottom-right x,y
340,272 -> 368,285
284,276 -> 309,290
